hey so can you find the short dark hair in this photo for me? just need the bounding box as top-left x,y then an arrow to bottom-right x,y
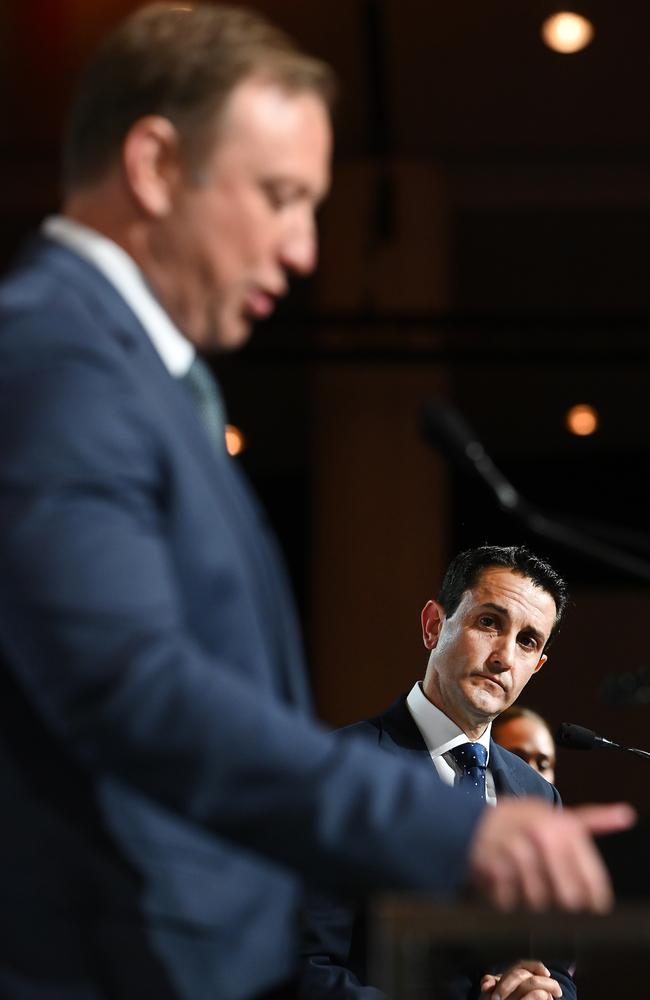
62,2 -> 336,192
437,545 -> 568,649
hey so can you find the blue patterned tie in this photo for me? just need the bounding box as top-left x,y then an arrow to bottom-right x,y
448,742 -> 488,801
180,356 -> 227,453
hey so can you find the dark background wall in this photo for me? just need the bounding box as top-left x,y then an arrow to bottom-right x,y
3,1 -> 650,821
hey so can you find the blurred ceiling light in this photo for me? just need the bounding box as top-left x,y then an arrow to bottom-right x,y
225,424 -> 246,457
565,403 -> 599,436
541,12 -> 595,54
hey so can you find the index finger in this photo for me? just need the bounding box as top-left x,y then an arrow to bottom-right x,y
571,803 -> 636,836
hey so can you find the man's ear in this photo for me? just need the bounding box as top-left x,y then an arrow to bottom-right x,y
421,600 -> 445,651
122,115 -> 183,217
533,653 -> 548,674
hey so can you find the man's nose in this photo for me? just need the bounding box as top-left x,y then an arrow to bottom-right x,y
488,635 -> 516,672
280,215 -> 318,276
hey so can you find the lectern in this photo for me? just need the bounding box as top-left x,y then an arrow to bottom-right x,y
369,897 -> 650,999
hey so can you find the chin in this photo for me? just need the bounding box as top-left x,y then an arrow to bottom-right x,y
198,316 -> 252,354
217,313 -> 254,351
466,688 -> 502,717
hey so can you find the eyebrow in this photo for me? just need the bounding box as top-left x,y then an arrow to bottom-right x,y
477,602 -> 546,646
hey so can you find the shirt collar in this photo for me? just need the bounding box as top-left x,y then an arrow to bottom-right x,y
406,681 -> 492,761
41,215 -> 195,378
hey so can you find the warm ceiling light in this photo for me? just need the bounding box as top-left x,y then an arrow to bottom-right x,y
565,403 -> 599,436
225,424 -> 246,456
541,12 -> 595,54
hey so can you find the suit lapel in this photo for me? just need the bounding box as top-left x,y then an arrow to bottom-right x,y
489,740 -> 527,798
374,696 -> 440,776
34,235 -> 260,522
31,237 -> 310,708
111,267 -> 310,708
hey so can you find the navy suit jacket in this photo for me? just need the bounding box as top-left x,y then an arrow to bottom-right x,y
0,238 -> 486,1000
300,695 -> 576,1000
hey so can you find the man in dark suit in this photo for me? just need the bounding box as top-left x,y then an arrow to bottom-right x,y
0,6 -> 631,999
301,546 -> 577,1000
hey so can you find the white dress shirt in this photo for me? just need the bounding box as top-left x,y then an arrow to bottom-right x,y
406,681 -> 497,805
42,215 -> 194,378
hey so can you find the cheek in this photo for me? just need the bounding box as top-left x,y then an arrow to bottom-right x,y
213,192 -> 271,256
193,224 -> 244,293
460,632 -> 490,664
438,631 -> 474,666
213,222 -> 268,282
185,197 -> 243,269
511,663 -> 538,696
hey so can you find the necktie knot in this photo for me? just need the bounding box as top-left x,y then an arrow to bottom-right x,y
449,742 -> 488,771
448,742 -> 488,801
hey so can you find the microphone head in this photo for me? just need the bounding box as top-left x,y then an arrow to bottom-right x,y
556,722 -> 598,750
420,398 -> 523,514
420,400 -> 480,464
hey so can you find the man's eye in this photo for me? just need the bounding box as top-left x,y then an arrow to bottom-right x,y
479,616 -> 497,628
518,634 -> 538,650
263,184 -> 298,209
265,190 -> 285,209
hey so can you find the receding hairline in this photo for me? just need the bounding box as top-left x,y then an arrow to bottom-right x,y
452,567 -> 559,622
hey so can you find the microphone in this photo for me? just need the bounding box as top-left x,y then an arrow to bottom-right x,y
419,400 -> 524,514
556,722 -> 620,751
556,722 -> 650,760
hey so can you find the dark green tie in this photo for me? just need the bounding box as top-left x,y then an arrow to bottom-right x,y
180,356 -> 227,453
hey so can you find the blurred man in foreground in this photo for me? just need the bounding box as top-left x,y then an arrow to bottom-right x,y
0,5 -> 633,999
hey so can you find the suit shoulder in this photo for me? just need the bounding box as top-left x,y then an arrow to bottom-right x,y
0,241 -> 135,366
493,743 -> 560,804
336,716 -> 384,748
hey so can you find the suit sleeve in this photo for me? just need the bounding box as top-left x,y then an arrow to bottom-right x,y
477,960 -> 576,1000
299,892 -> 385,999
0,344 -> 484,896
547,965 -> 577,1000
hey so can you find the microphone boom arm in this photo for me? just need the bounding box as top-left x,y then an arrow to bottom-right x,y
421,400 -> 650,585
